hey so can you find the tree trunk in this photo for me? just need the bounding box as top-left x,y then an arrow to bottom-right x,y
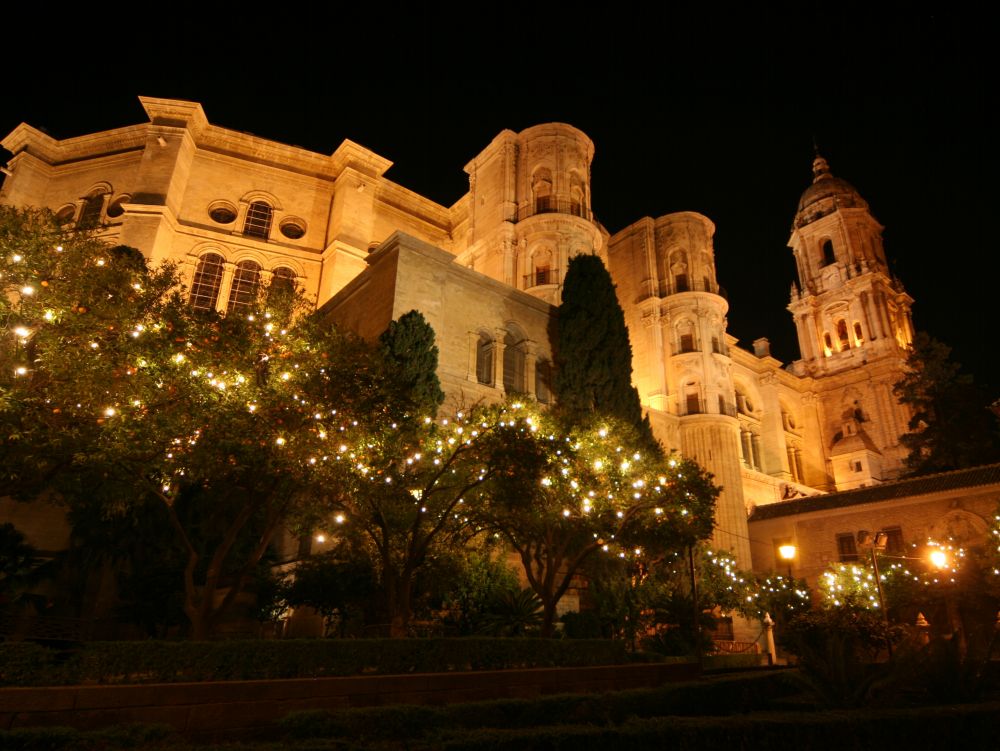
540,597 -> 558,638
384,570 -> 413,637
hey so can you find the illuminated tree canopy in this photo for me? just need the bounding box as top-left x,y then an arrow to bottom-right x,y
477,407 -> 720,636
0,206 -> 382,638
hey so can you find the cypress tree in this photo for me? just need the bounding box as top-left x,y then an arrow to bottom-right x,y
553,254 -> 659,453
379,309 -> 445,419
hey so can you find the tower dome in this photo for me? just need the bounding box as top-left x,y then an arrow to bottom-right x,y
794,154 -> 868,228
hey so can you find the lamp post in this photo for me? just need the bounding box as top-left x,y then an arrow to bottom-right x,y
778,543 -> 796,580
858,530 -> 891,657
929,545 -> 966,657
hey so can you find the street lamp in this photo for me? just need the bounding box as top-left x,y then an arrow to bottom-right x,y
858,530 -> 892,656
929,548 -> 948,570
778,543 -> 796,580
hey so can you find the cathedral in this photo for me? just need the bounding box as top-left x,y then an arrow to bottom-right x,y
1,96 -> 932,579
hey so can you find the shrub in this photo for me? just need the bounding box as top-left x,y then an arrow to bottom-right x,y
0,638 -> 628,686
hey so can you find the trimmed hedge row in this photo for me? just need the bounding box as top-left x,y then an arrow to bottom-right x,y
279,671 -> 801,742
0,638 -> 629,686
5,695 -> 992,750
421,703 -> 1000,751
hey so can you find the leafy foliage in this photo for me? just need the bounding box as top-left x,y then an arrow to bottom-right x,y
553,254 -> 657,452
779,607 -> 903,707
479,406 -> 719,636
0,523 -> 51,614
893,332 -> 1000,474
0,205 -> 382,637
378,309 -> 445,420
327,401 -> 543,635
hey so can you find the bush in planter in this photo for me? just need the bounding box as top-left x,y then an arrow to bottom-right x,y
779,606 -> 903,707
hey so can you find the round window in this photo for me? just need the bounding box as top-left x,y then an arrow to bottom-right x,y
106,196 -> 129,218
280,220 -> 306,240
209,203 -> 237,224
55,205 -> 76,224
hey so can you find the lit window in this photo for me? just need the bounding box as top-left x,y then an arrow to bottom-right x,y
227,260 -> 262,314
243,201 -> 273,239
189,253 -> 226,312
837,319 -> 850,350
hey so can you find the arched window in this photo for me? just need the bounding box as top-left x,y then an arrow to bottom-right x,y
821,239 -> 836,267
836,319 -> 850,350
684,382 -> 701,415
78,192 -> 106,228
189,253 -> 226,312
569,172 -> 585,217
503,328 -> 527,394
530,248 -> 553,287
532,169 -> 553,214
243,201 -> 273,239
106,195 -> 130,219
677,319 -> 697,353
227,260 -> 262,314
536,359 -> 553,404
853,321 -> 864,345
476,333 -> 494,385
270,266 -> 296,297
670,250 -> 689,292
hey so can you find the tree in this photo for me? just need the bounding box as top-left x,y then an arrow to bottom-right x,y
378,310 -> 445,420
552,254 -> 658,452
327,401 -> 541,636
480,405 -> 719,637
0,523 -> 51,615
893,332 -> 1000,475
0,206 -> 380,638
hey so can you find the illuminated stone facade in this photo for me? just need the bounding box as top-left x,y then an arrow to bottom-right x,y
1,97 -> 918,570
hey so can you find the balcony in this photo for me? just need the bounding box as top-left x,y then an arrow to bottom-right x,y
663,279 -> 728,299
510,199 -> 592,223
523,268 -> 560,288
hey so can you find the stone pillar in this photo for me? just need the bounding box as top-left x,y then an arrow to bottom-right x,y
216,262 -> 237,314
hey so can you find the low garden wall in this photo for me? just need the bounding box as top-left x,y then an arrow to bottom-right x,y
0,661 -> 700,737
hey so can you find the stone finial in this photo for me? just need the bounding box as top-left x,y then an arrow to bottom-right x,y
812,154 -> 831,183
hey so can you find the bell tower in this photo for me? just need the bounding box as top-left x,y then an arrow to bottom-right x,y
787,154 -> 914,485
459,124 -> 605,305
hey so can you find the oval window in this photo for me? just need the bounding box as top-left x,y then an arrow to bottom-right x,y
280,220 -> 306,240
106,196 -> 129,218
209,204 -> 237,224
55,205 -> 76,224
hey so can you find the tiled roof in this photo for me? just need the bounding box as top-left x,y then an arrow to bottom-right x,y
748,463 -> 1000,521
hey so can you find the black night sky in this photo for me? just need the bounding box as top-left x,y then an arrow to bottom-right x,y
2,4 -> 995,388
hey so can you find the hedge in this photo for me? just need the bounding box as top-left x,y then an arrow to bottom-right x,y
422,703 -> 1000,750
0,638 -> 628,686
6,694 -> 990,751
278,671 -> 801,742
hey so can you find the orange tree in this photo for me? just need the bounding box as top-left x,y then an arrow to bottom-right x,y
477,405 -> 720,637
0,206 -> 381,638
323,402 -> 542,637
